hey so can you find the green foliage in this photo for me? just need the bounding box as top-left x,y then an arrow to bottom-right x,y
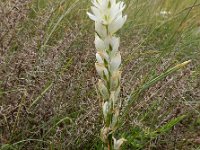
155,115 -> 186,135
122,115 -> 186,149
122,127 -> 152,149
121,60 -> 191,125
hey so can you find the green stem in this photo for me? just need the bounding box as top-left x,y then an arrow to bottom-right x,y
108,133 -> 113,150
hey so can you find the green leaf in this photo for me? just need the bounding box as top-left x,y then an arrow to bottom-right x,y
140,60 -> 191,92
121,60 -> 191,125
29,81 -> 53,108
155,115 -> 186,135
43,116 -> 72,137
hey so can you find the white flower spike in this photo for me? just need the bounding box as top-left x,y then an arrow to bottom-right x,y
87,0 -> 127,148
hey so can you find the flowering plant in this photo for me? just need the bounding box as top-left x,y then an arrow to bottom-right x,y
87,0 -> 127,149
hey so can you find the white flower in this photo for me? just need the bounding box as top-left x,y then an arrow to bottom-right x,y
108,14 -> 127,34
113,137 -> 127,150
95,63 -> 109,79
96,53 -> 104,63
100,127 -> 110,143
98,79 -> 109,100
110,71 -> 122,90
104,36 -> 120,52
110,91 -> 116,105
110,36 -> 120,53
96,51 -> 109,63
110,52 -> 121,72
95,21 -> 107,38
103,101 -> 111,119
111,108 -> 119,129
87,0 -> 127,34
110,87 -> 120,106
95,34 -> 107,51
95,36 -> 120,53
158,10 -> 171,18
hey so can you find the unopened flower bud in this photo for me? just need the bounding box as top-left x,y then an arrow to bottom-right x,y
111,108 -> 119,130
100,127 -> 111,143
95,63 -> 109,79
113,137 -> 127,150
110,71 -> 122,90
110,52 -> 121,72
95,34 -> 106,51
98,79 -> 109,100
103,101 -> 111,122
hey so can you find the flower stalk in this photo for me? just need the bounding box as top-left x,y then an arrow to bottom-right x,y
87,0 -> 127,149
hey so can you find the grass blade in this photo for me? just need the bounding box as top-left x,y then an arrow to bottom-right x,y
30,81 -> 53,108
121,60 -> 191,124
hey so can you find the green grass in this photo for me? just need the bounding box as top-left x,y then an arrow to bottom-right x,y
0,0 -> 200,149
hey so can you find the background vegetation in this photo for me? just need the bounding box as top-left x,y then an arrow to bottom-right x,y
0,0 -> 200,149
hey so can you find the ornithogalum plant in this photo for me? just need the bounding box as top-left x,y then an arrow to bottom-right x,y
87,0 -> 127,149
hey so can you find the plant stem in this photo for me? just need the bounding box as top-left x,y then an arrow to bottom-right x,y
108,134 -> 113,150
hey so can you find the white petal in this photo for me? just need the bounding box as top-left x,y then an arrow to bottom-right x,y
113,137 -> 127,150
110,0 -> 116,5
98,79 -> 109,100
110,91 -> 116,105
95,35 -> 105,51
108,15 -> 127,34
110,71 -> 122,90
102,0 -> 109,10
95,63 -> 109,79
104,37 -> 112,50
92,0 -> 101,9
103,101 -> 110,119
87,12 -> 98,21
95,21 -> 107,38
110,4 -> 120,21
110,52 -> 121,72
95,36 -> 118,55
110,87 -> 120,106
91,6 -> 102,20
111,108 -> 119,129
100,127 -> 110,143
115,86 -> 120,100
104,36 -> 120,52
96,53 -> 104,63
111,37 -> 120,52
110,2 -> 125,21
97,51 -> 109,62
